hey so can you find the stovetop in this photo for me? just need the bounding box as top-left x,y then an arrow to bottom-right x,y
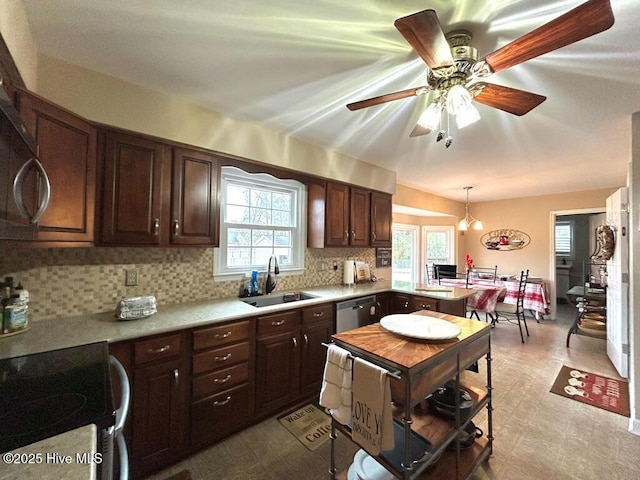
0,341 -> 115,453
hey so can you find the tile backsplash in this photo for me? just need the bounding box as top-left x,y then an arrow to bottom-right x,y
0,246 -> 387,322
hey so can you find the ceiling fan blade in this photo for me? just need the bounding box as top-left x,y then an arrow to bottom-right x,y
483,0 -> 614,74
394,9 -> 454,71
346,85 -> 431,111
409,124 -> 433,138
472,83 -> 546,116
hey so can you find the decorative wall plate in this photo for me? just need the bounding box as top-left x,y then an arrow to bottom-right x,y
480,229 -> 530,251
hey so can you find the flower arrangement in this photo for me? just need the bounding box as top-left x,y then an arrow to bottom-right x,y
465,254 -> 474,271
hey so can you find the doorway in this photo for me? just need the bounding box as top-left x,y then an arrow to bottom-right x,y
549,208 -> 605,318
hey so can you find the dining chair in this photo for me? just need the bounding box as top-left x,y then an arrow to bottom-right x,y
494,269 -> 530,343
434,264 -> 457,282
425,263 -> 436,283
471,265 -> 498,282
437,267 -> 469,287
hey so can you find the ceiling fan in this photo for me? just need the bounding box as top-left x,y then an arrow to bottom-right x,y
346,0 -> 615,143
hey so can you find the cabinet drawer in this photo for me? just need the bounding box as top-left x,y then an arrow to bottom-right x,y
134,333 -> 181,365
190,383 -> 250,447
192,342 -> 250,375
302,303 -> 334,324
193,321 -> 250,351
192,363 -> 249,401
410,296 -> 438,312
257,310 -> 300,337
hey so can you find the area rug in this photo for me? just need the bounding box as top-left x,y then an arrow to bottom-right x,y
550,365 -> 630,417
277,403 -> 332,451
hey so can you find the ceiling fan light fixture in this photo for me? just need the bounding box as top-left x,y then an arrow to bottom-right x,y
445,84 -> 472,115
416,101 -> 442,132
455,102 -> 481,129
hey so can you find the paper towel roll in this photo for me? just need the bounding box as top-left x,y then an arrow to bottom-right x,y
343,260 -> 355,285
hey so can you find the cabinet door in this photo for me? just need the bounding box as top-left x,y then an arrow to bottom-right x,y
300,319 -> 333,397
101,131 -> 168,245
132,358 -> 185,478
255,331 -> 300,417
349,187 -> 370,246
371,191 -> 392,247
17,90 -> 97,243
325,182 -> 349,247
171,148 -> 219,246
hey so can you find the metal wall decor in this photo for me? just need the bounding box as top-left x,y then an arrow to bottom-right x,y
480,229 -> 530,251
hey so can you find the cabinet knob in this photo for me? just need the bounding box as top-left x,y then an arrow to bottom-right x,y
344,230 -> 349,240
371,231 -> 377,241
214,332 -> 232,340
271,320 -> 285,327
173,369 -> 179,385
173,219 -> 180,236
351,230 -> 356,239
312,312 -> 324,317
153,218 -> 160,235
303,333 -> 309,344
292,337 -> 298,348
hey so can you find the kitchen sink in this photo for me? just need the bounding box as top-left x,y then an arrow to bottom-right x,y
241,291 -> 318,308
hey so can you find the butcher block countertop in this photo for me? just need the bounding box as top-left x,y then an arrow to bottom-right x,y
0,281 -> 476,361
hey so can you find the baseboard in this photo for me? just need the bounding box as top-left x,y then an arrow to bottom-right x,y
628,416 -> 640,436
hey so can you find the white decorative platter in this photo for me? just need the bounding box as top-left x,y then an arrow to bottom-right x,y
380,314 -> 461,340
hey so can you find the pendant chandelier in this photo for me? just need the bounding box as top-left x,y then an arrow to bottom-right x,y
458,186 -> 483,231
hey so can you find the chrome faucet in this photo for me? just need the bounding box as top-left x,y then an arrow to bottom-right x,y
265,255 -> 279,294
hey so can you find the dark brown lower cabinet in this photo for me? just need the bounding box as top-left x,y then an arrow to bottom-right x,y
255,325 -> 301,417
132,358 -> 186,477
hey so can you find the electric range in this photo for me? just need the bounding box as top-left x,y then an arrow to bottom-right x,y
0,341 -> 115,454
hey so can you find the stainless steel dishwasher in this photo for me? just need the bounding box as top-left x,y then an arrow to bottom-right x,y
336,295 -> 378,333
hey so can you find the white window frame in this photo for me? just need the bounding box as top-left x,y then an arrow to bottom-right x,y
421,225 -> 456,282
213,166 -> 306,281
391,223 -> 420,283
555,219 -> 574,258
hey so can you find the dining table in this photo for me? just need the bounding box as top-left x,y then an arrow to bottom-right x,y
431,276 -> 551,320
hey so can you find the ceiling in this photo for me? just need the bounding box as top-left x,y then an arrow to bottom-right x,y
19,0 -> 640,202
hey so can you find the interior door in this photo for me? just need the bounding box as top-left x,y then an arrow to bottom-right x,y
606,187 -> 629,378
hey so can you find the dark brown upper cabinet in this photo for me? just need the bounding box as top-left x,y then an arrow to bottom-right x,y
15,88 -> 97,244
100,130 -> 169,245
171,148 -> 219,246
370,191 -> 392,247
99,130 -> 220,247
308,182 -> 391,248
323,182 -> 369,247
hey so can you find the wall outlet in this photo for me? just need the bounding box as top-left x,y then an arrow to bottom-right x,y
125,269 -> 138,286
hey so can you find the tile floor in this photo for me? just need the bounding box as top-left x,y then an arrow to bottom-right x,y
146,304 -> 640,480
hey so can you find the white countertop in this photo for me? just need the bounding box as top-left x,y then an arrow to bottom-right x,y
0,424 -> 97,480
0,281 -> 476,360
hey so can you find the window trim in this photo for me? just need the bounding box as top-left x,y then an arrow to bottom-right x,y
421,225 -> 456,283
555,219 -> 574,258
213,166 -> 306,281
391,223 -> 420,284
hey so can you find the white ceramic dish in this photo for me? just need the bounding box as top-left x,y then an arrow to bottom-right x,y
380,314 -> 461,340
348,449 -> 395,480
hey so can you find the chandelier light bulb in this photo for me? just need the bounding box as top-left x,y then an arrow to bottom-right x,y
455,103 -> 481,129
